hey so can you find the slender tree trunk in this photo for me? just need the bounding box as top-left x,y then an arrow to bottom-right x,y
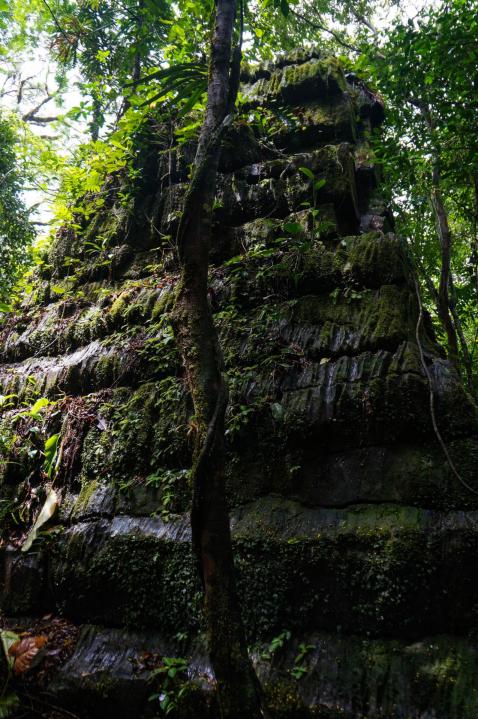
90,93 -> 102,141
448,273 -> 474,393
418,101 -> 461,372
429,165 -> 474,391
171,1 -> 263,717
132,1 -> 143,86
472,176 -> 478,305
122,0 -> 144,116
429,162 -> 461,370
413,134 -> 474,390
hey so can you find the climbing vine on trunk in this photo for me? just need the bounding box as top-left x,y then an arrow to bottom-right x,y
171,0 -> 264,716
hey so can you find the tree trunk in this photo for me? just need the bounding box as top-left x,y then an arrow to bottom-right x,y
429,162 -> 461,371
415,100 -> 461,371
89,93 -> 102,141
448,273 -> 474,394
171,1 -> 264,717
471,176 -> 478,307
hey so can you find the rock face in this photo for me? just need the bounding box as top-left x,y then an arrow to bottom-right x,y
1,50 -> 478,717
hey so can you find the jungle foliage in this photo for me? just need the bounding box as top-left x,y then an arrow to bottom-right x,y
0,0 -> 477,390
0,0 -> 477,716
0,116 -> 34,304
359,0 -> 478,391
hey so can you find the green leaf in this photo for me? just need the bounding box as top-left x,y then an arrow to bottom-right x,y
179,85 -> 206,117
314,178 -> 326,190
170,23 -> 186,40
0,693 -> 20,718
0,394 -> 16,408
44,433 -> 59,452
0,630 -> 20,670
29,397 -> 51,418
160,696 -> 170,711
298,166 -> 314,181
282,221 -> 303,235
44,433 -> 60,478
270,402 -> 285,420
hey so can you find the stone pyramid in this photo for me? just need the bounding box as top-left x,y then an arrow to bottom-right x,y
1,50 -> 478,717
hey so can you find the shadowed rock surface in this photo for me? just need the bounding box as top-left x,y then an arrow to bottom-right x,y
1,50 -> 478,717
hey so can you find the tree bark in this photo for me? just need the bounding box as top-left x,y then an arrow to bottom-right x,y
448,273 -> 474,394
471,176 -> 478,306
429,162 -> 461,370
171,1 -> 264,717
417,100 -> 461,373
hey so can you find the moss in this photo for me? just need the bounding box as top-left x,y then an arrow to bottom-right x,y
218,231 -> 411,316
101,519 -> 478,636
264,680 -> 307,718
80,379 -> 190,488
151,287 -> 174,320
73,479 -> 99,515
277,99 -> 357,149
52,530 -> 200,632
344,232 -> 407,287
216,284 -> 410,368
389,638 -> 478,718
244,57 -> 347,107
50,500 -> 478,638
110,288 -> 140,324
93,352 -> 122,388
48,226 -> 82,276
67,305 -> 110,347
289,285 -> 413,352
282,57 -> 346,94
260,633 -> 478,719
315,144 -> 356,199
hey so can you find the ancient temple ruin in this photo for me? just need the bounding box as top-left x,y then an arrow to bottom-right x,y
1,51 -> 478,717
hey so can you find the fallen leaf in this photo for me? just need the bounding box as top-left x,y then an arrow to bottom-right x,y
21,489 -> 59,553
9,635 -> 47,675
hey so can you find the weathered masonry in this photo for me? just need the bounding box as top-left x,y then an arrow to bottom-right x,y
1,50 -> 478,717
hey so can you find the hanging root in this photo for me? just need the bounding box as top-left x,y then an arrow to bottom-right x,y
414,277 -> 478,496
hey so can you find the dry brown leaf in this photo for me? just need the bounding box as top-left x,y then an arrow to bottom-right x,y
21,489 -> 58,553
9,635 -> 48,675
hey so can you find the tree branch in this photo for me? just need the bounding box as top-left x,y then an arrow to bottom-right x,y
289,7 -> 362,54
349,7 -> 379,35
22,92 -> 57,123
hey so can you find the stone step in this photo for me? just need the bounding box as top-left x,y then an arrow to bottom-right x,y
2,231 -> 412,366
241,57 -> 346,107
42,623 -> 478,719
4,499 -> 478,638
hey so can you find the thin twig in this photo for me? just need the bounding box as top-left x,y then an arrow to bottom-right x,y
289,8 -> 361,54
40,0 -> 71,43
